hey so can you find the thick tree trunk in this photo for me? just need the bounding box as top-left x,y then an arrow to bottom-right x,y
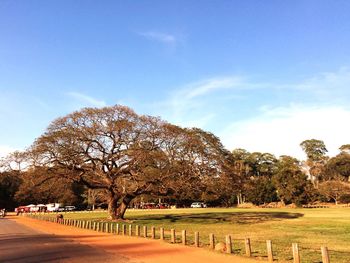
107,193 -> 119,220
114,194 -> 135,220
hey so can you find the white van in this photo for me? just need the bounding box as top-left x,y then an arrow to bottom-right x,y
46,203 -> 62,212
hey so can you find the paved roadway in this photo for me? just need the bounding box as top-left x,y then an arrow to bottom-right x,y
0,217 -> 130,263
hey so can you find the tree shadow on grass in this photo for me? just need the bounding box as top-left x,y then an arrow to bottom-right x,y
130,212 -> 304,225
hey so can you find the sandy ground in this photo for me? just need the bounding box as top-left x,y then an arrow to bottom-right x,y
0,217 -> 128,263
10,215 -> 261,263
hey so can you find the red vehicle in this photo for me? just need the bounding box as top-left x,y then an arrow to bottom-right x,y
15,206 -> 31,214
141,203 -> 156,209
156,203 -> 170,209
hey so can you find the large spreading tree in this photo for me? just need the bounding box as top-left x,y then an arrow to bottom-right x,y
29,105 -> 234,219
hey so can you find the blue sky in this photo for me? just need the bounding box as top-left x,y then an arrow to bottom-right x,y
1,1 -> 350,159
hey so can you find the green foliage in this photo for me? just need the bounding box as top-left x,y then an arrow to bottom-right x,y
0,172 -> 22,210
300,139 -> 328,161
245,177 -> 278,205
246,152 -> 278,178
326,152 -> 350,181
273,156 -> 312,205
14,167 -> 85,207
318,180 -> 350,204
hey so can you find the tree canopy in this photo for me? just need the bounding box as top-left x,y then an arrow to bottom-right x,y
29,105 -> 234,219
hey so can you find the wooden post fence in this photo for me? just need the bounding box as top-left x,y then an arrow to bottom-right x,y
151,226 -> 155,239
182,230 -> 186,245
267,240 -> 274,262
226,235 -> 232,254
129,225 -> 132,236
245,238 -> 252,257
171,229 -> 176,243
194,232 -> 199,247
135,225 -> 140,236
209,233 -> 215,249
160,227 -> 164,240
321,246 -> 330,263
143,226 -> 147,238
292,243 -> 300,263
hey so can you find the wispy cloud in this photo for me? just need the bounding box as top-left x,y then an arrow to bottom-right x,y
156,76 -> 247,128
293,67 -> 350,99
153,67 -> 350,160
219,104 -> 350,159
180,77 -> 244,99
139,31 -> 177,45
67,92 -> 106,108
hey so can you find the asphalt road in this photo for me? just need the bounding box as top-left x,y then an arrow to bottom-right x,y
0,217 -> 130,263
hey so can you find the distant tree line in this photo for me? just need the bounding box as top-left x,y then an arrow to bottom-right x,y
1,105 -> 350,219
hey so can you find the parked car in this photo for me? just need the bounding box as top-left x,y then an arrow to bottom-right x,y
15,206 -> 31,214
190,202 -> 207,208
156,203 -> 170,209
46,203 -> 62,212
64,206 -> 76,211
141,203 -> 156,209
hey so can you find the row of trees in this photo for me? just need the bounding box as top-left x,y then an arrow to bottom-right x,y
231,141 -> 350,206
1,105 -> 350,219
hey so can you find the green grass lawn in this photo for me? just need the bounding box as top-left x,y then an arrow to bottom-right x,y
43,208 -> 350,262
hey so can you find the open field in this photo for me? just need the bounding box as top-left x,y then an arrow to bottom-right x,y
36,208 -> 350,262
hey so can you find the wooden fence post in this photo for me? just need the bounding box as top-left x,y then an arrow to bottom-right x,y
93,222 -> 96,230
182,230 -> 187,245
105,223 -> 109,233
122,224 -> 126,235
129,225 -> 132,236
116,223 -> 120,235
226,235 -> 232,254
292,243 -> 300,263
267,240 -> 274,262
209,233 -> 215,249
160,227 -> 164,240
245,238 -> 252,257
151,226 -> 156,239
194,232 -> 199,247
171,229 -> 176,243
143,226 -> 147,238
135,225 -> 140,236
321,246 -> 330,263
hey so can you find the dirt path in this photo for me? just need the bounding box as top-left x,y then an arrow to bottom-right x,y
11,215 -> 261,263
0,217 -> 127,263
